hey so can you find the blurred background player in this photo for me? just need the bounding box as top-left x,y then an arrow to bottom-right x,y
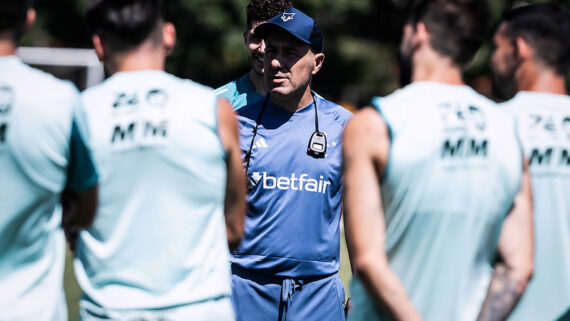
74,0 -> 246,320
492,3 -> 570,321
215,0 -> 292,109
231,7 -> 352,321
0,0 -> 98,320
343,0 -> 533,320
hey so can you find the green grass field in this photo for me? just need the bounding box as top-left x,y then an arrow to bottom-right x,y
63,233 -> 353,321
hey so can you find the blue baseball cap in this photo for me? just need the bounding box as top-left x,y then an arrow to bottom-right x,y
254,7 -> 324,53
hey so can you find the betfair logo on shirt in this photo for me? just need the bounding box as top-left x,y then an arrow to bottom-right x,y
250,171 -> 331,194
281,13 -> 295,22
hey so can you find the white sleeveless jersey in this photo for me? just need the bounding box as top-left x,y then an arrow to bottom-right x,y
502,92 -> 570,321
349,82 -> 522,321
75,70 -> 230,312
0,56 -> 97,321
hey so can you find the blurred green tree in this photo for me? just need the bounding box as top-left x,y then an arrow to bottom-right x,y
21,0 -> 570,108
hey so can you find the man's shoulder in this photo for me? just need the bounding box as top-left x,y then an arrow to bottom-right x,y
502,91 -> 570,113
6,62 -> 79,118
215,73 -> 249,99
17,63 -> 79,99
214,79 -> 239,98
215,73 -> 265,110
317,96 -> 353,127
82,71 -> 215,101
236,98 -> 265,122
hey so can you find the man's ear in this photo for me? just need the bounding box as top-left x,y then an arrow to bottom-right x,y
414,22 -> 429,48
92,35 -> 105,62
515,36 -> 533,61
162,22 -> 176,56
312,52 -> 325,75
23,9 -> 36,34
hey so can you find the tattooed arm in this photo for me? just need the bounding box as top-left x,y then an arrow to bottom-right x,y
477,158 -> 533,321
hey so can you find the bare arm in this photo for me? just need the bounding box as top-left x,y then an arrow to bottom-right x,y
217,98 -> 247,252
476,158 -> 534,321
62,185 -> 98,251
343,107 -> 423,321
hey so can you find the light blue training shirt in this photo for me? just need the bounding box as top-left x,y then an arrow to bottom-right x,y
349,82 -> 523,321
75,70 -> 232,316
0,56 -> 97,321
503,91 -> 570,321
215,73 -> 265,110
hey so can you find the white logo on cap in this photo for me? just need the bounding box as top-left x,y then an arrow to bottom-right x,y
281,13 -> 295,22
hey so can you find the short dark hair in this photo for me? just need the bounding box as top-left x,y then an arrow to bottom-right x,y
501,3 -> 570,76
246,0 -> 292,30
86,0 -> 163,54
0,0 -> 34,41
410,0 -> 490,66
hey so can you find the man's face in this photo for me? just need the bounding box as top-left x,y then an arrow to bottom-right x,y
245,20 -> 266,75
264,29 -> 318,99
491,23 -> 520,98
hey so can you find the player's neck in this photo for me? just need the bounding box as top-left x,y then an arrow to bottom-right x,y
0,37 -> 17,57
107,44 -> 165,74
270,85 -> 313,113
517,64 -> 568,95
412,49 -> 464,86
248,70 -> 268,96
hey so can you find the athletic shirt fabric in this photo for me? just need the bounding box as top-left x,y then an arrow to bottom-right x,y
0,56 -> 97,321
215,73 -> 265,110
502,92 -> 570,321
349,82 -> 522,321
75,70 -> 231,311
232,95 -> 352,277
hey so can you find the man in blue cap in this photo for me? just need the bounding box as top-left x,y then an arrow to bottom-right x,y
215,0 -> 292,110
231,7 -> 352,321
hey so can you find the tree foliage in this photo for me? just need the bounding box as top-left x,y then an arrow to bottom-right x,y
21,0 -> 570,107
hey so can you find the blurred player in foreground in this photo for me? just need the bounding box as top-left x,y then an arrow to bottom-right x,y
231,7 -> 352,321
215,0 -> 292,109
492,3 -> 570,320
0,0 -> 98,320
74,0 -> 246,319
344,0 -> 533,320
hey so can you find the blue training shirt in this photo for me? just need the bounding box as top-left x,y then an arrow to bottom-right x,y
215,73 -> 265,110
232,95 -> 352,278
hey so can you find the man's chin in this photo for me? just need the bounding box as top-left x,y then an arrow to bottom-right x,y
269,87 -> 290,99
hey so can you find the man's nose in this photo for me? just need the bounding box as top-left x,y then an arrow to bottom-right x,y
270,56 -> 282,70
259,40 -> 266,54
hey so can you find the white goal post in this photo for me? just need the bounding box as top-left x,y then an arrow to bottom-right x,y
16,47 -> 105,90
